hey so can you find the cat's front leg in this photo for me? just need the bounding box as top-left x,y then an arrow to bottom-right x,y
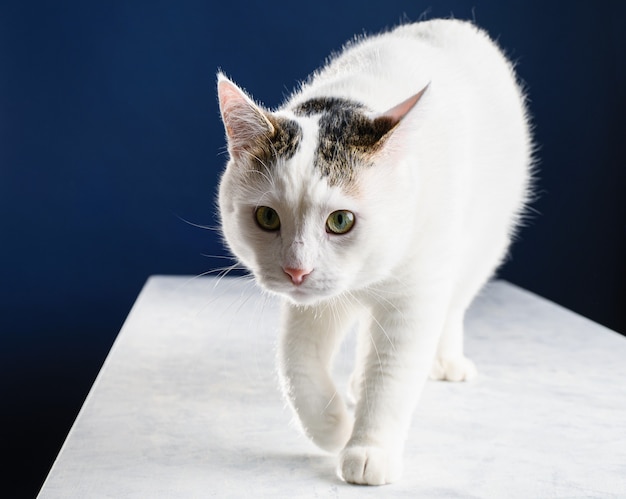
338,292 -> 446,485
277,301 -> 356,452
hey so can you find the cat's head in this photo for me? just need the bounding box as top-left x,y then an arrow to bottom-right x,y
216,74 -> 427,305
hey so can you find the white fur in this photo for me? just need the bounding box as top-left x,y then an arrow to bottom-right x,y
217,19 -> 532,485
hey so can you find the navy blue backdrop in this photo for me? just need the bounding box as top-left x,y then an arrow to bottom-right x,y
1,1 -> 624,496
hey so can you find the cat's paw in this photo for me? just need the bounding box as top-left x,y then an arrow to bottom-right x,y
338,445 -> 402,485
430,355 -> 477,382
306,407 -> 353,453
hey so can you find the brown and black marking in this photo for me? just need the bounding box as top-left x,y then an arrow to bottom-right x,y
292,96 -> 367,116
241,114 -> 302,171
293,97 -> 396,185
265,115 -> 302,160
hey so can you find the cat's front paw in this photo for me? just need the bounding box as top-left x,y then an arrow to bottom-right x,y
338,445 -> 402,485
430,355 -> 477,381
306,407 -> 352,453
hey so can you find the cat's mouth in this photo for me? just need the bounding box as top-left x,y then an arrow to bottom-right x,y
284,286 -> 337,306
286,286 -> 314,302
278,279 -> 320,303
260,274 -> 336,305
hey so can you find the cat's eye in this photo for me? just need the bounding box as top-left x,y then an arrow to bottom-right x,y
255,206 -> 281,231
326,210 -> 355,234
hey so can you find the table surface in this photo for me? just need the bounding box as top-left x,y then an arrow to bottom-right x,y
39,276 -> 626,498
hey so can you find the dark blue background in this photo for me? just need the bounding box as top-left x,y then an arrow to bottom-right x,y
1,1 -> 624,496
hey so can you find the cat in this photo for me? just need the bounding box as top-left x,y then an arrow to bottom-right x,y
216,18 -> 532,485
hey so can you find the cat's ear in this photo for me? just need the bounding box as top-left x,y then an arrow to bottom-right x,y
366,84 -> 429,157
375,84 -> 429,129
217,74 -> 275,159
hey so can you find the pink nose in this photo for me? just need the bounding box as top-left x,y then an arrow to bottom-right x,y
283,267 -> 312,285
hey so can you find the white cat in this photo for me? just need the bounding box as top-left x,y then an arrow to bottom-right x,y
217,19 -> 532,485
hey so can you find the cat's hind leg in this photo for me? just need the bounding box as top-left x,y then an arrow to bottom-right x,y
429,307 -> 477,381
278,300 -> 358,452
430,235 -> 510,381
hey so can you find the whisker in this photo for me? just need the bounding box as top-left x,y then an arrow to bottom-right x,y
176,215 -> 221,232
191,273 -> 257,319
346,290 -> 397,355
321,390 -> 338,415
200,254 -> 240,261
215,263 -> 248,288
173,267 -> 238,293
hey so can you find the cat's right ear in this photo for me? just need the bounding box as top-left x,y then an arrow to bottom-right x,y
217,74 -> 275,160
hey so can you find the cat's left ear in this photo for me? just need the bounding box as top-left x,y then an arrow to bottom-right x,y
375,83 -> 429,129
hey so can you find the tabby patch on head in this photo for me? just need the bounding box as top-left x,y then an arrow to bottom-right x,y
293,97 -> 396,186
264,115 -> 302,162
237,115 -> 302,172
292,97 -> 367,116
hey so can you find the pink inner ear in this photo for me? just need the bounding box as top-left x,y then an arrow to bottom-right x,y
218,79 -> 255,118
217,76 -> 274,155
217,79 -> 242,117
218,79 -> 263,133
381,84 -> 430,125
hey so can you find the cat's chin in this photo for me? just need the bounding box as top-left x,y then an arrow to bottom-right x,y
283,287 -> 332,306
260,280 -> 338,306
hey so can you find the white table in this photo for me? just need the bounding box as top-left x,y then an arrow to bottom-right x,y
39,276 -> 626,498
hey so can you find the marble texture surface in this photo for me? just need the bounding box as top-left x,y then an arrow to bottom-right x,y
39,276 -> 626,498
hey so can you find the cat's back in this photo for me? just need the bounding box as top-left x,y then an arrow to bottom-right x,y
289,19 -> 519,112
390,18 -> 498,53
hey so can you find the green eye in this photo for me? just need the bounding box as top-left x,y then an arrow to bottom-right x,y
326,210 -> 355,234
255,206 -> 281,231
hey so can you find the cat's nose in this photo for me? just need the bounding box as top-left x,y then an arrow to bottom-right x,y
283,267 -> 312,285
